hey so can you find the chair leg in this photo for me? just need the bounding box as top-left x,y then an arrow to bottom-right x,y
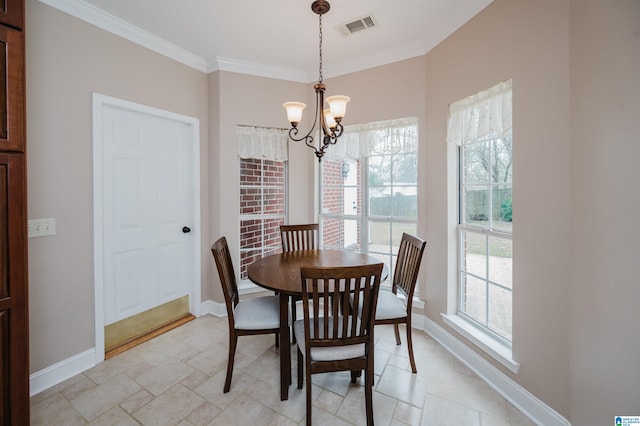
224,333 -> 238,393
273,292 -> 280,348
297,347 -> 304,389
371,346 -> 375,386
291,297 -> 297,344
350,370 -> 361,383
406,319 -> 417,373
393,323 -> 401,345
305,362 -> 313,426
364,366 -> 374,426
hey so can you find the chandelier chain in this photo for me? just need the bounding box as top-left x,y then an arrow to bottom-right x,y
318,13 -> 323,83
284,1 -> 349,162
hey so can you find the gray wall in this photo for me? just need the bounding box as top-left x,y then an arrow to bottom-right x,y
206,70 -> 315,302
25,0 -> 640,423
26,0 -> 209,372
424,0 -> 573,416
569,1 -> 640,424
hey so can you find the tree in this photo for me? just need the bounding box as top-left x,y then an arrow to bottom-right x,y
464,136 -> 512,184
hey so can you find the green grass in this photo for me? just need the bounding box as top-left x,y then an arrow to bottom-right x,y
367,220 -> 511,258
464,231 -> 512,258
368,222 -> 417,245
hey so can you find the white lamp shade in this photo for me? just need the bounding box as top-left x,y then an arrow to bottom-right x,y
283,102 -> 306,124
325,95 -> 350,119
323,109 -> 337,130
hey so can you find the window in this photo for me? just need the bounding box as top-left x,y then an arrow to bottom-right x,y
460,133 -> 512,341
446,80 -> 514,351
319,118 -> 418,288
237,127 -> 288,281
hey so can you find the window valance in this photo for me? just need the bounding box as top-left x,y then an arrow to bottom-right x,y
237,126 -> 288,161
326,117 -> 418,160
446,79 -> 512,146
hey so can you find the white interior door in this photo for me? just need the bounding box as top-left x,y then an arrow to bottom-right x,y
102,105 -> 193,324
93,94 -> 201,359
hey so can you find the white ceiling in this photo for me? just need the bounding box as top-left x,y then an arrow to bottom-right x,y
41,0 -> 493,82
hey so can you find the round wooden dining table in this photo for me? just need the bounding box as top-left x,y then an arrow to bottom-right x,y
247,249 -> 385,401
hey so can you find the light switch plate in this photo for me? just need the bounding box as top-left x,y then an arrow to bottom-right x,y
28,218 -> 56,238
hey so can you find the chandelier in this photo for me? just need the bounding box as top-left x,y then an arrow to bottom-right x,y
283,0 -> 350,162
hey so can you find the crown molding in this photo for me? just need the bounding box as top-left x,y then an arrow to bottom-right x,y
38,0 -> 209,72
211,57 -> 311,83
38,0 -> 427,82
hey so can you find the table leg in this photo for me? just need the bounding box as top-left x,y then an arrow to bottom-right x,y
279,292 -> 290,401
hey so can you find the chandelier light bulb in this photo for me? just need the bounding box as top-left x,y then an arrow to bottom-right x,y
323,109 -> 337,130
325,95 -> 350,120
283,102 -> 307,126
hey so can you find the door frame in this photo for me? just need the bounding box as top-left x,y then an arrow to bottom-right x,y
92,93 -> 201,364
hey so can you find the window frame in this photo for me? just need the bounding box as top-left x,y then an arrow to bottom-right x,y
457,134 -> 513,345
457,224 -> 513,346
443,80 -> 517,372
318,118 -> 419,291
238,156 -> 288,288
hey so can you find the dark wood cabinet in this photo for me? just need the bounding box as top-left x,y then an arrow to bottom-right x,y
0,155 -> 27,424
0,23 -> 25,152
0,0 -> 27,424
0,0 -> 23,30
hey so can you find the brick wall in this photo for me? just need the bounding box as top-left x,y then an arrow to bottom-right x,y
320,159 -> 362,250
321,159 -> 342,247
239,158 -> 286,279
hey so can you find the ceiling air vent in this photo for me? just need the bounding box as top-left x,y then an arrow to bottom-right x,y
337,15 -> 377,37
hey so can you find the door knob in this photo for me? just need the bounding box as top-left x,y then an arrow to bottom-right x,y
182,226 -> 191,233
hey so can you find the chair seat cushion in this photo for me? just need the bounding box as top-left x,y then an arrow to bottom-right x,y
234,295 -> 281,330
293,319 -> 365,362
375,290 -> 408,320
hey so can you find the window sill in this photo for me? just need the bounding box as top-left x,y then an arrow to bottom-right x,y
379,288 -> 425,310
412,297 -> 425,310
238,280 -> 271,296
441,313 -> 519,373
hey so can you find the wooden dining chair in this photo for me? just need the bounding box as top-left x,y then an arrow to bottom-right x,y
280,223 -> 319,342
294,263 -> 383,426
280,223 -> 319,252
211,236 -> 281,393
375,232 -> 426,373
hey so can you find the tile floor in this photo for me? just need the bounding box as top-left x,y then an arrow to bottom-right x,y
30,314 -> 535,425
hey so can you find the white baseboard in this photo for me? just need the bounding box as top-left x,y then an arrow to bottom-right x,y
414,314 -> 570,426
29,304 -> 568,426
30,302 -> 227,397
29,300 -> 227,396
30,348 -> 96,397
199,299 -> 227,317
